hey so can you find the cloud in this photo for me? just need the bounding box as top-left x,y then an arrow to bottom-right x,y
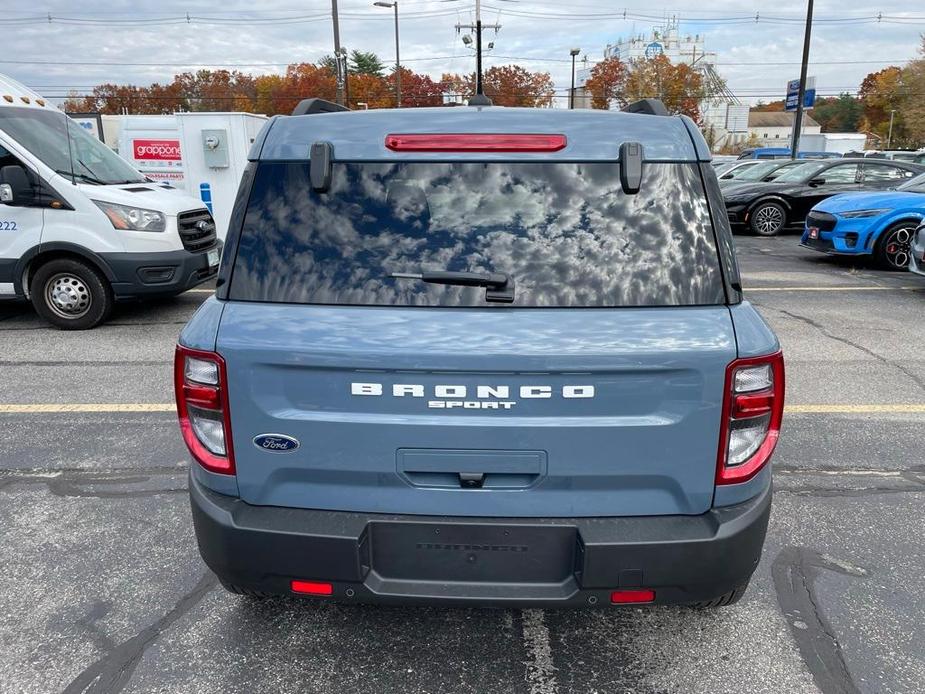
2,0 -> 922,107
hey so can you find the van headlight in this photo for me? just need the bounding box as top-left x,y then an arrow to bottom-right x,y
92,200 -> 166,232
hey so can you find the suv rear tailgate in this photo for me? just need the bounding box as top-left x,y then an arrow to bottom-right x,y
217,304 -> 735,517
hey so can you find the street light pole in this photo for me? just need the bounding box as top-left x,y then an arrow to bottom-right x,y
790,0 -> 814,159
569,48 -> 580,109
332,0 -> 346,107
374,1 -> 401,108
887,109 -> 897,149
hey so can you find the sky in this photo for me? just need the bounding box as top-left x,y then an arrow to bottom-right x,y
3,0 -> 924,107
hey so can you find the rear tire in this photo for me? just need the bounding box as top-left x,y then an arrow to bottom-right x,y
690,581 -> 750,608
749,201 -> 787,236
219,579 -> 272,599
874,221 -> 917,271
30,258 -> 113,330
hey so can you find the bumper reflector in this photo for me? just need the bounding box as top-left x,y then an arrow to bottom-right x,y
291,580 -> 334,596
610,589 -> 655,604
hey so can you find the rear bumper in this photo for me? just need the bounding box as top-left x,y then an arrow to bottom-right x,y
190,473 -> 772,607
101,243 -> 222,299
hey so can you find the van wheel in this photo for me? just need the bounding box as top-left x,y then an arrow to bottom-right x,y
690,581 -> 750,608
30,258 -> 113,330
749,201 -> 787,236
874,221 -> 917,271
219,579 -> 271,599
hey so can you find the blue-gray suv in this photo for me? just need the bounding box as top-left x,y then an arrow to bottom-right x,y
175,98 -> 784,608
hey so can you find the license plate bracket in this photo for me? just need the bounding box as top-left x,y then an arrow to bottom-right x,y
207,248 -> 220,267
370,522 -> 577,584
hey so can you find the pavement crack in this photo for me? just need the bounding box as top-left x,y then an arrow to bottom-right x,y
772,547 -> 863,694
774,307 -> 925,393
62,572 -> 217,694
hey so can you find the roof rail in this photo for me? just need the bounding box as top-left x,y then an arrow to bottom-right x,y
291,98 -> 351,116
624,99 -> 669,116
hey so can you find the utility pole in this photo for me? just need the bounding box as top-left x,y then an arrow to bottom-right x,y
887,109 -> 897,148
569,48 -> 580,109
456,0 -> 500,104
373,2 -> 400,107
332,0 -> 347,106
790,0 -> 814,159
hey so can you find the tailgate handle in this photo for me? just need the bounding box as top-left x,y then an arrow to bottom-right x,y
458,472 -> 485,489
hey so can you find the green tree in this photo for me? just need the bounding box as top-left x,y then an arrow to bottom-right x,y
349,50 -> 385,77
811,93 -> 862,133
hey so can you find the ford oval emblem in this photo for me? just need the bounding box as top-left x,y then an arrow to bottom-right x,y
253,434 -> 300,453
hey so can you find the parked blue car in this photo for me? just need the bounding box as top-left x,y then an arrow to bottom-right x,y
801,172 -> 925,270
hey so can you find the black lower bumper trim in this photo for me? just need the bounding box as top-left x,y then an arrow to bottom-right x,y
190,473 -> 771,607
102,243 -> 222,299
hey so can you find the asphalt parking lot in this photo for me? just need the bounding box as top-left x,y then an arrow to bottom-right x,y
2,235 -> 924,694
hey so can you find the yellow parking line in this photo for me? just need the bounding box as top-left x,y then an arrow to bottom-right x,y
1,403 -> 925,415
785,404 -> 925,414
0,404 -> 176,413
747,286 -> 924,292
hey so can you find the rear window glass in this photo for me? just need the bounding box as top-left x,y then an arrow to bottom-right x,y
229,161 -> 726,307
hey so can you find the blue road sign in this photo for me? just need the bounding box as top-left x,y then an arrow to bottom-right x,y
786,77 -> 816,111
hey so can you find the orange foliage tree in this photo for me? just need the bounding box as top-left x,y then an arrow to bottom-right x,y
584,56 -> 627,110
624,54 -> 707,121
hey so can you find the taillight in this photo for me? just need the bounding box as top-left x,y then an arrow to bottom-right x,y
175,345 -> 235,475
384,133 -> 567,152
716,351 -> 784,485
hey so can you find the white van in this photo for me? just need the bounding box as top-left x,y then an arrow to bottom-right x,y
0,74 -> 221,329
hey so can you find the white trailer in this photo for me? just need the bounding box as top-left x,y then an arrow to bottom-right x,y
118,112 -> 267,239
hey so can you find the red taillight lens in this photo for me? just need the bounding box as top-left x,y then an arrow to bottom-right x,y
716,351 -> 785,485
610,589 -> 655,604
174,345 -> 235,475
291,580 -> 334,596
384,133 -> 567,152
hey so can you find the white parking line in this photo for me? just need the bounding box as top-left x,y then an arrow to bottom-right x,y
521,609 -> 559,694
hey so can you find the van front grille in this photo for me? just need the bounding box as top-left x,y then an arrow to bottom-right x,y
177,209 -> 217,252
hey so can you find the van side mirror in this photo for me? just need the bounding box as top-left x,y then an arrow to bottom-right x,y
0,165 -> 33,205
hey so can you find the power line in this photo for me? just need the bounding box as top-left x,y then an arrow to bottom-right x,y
4,56 -> 916,69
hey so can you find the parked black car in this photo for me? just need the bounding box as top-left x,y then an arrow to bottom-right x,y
723,158 -> 925,236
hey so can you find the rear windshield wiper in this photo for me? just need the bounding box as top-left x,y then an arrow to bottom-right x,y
390,270 -> 515,303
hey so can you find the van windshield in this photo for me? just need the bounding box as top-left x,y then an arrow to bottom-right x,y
0,107 -> 145,185
229,161 -> 726,308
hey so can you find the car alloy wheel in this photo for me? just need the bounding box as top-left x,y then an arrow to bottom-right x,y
882,224 -> 915,270
751,203 -> 785,236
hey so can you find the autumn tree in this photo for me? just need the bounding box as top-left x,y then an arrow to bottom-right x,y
584,56 -> 627,110
858,66 -> 904,143
63,84 -> 154,115
752,99 -> 786,112
395,67 -> 445,107
442,66 -> 554,107
624,55 -> 707,121
899,37 -> 925,146
272,62 -> 337,114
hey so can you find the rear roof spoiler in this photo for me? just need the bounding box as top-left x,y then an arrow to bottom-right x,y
623,99 -> 669,116
292,98 -> 351,116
